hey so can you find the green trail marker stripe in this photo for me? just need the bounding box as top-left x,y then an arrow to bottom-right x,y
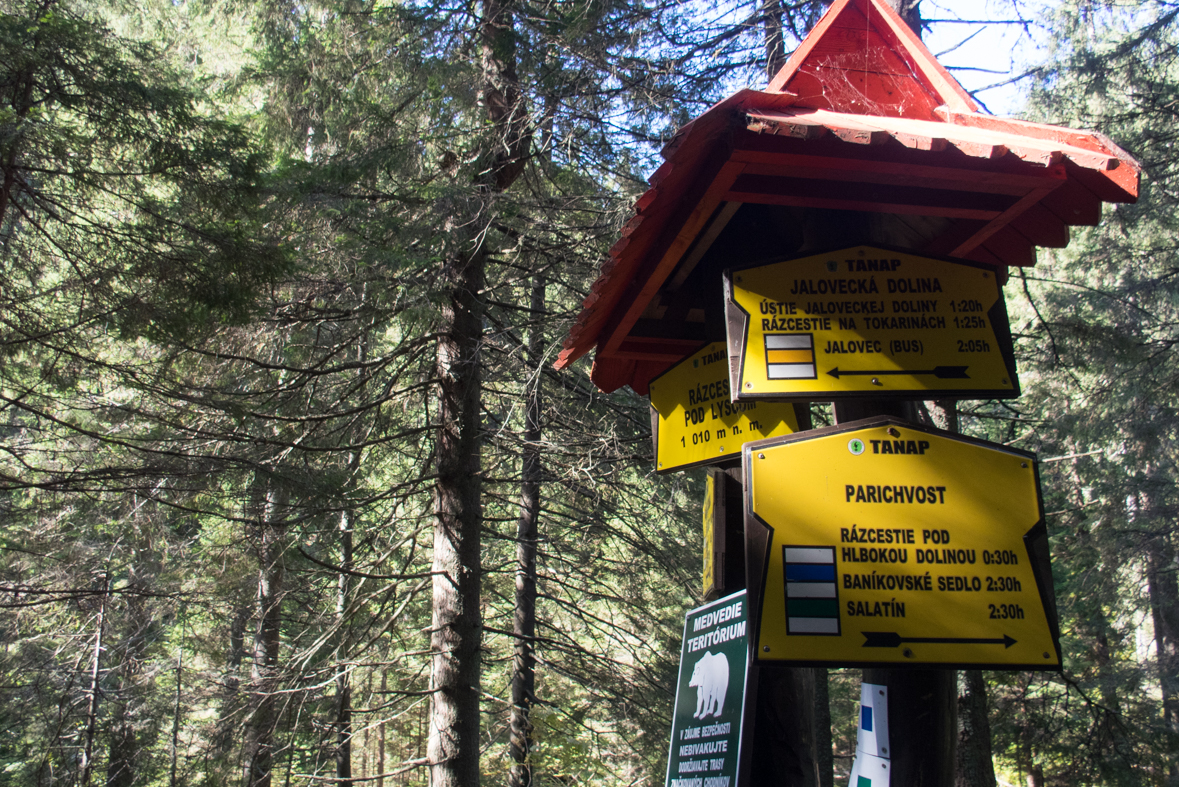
787,598 -> 840,618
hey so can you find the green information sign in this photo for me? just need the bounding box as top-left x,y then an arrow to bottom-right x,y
666,590 -> 750,787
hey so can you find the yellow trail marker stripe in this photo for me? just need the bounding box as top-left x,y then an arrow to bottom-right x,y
767,349 -> 815,363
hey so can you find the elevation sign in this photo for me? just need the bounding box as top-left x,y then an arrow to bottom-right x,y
724,246 -> 1019,400
745,418 -> 1061,669
650,342 -> 800,473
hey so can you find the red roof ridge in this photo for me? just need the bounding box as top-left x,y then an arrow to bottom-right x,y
748,106 -> 1132,176
767,0 -> 978,119
933,107 -> 1141,173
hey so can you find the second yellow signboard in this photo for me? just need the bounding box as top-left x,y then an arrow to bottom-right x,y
649,342 -> 801,473
724,245 -> 1019,400
745,418 -> 1061,669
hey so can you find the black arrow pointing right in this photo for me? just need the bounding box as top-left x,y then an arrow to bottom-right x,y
862,631 -> 1017,649
827,366 -> 970,380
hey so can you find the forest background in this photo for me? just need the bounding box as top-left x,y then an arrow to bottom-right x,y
0,0 -> 1176,786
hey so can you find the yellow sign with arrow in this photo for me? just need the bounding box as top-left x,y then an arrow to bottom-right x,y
725,246 -> 1019,400
746,418 -> 1060,669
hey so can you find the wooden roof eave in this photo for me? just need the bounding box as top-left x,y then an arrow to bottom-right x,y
555,89 -> 798,375
557,107 -> 1139,394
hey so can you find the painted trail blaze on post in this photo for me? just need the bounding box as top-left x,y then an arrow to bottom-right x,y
849,683 -> 891,786
666,591 -> 750,787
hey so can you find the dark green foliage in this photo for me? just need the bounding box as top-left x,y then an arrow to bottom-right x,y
0,0 -> 288,344
990,2 -> 1179,783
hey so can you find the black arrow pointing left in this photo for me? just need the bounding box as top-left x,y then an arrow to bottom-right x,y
827,366 -> 970,380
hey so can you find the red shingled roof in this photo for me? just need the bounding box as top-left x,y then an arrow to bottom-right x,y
555,0 -> 1139,395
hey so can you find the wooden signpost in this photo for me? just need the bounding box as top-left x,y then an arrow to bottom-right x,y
555,0 -> 1140,783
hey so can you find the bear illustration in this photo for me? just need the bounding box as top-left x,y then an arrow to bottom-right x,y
688,651 -> 730,719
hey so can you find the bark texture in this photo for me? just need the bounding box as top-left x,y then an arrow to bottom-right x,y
106,584 -> 150,787
427,0 -> 530,783
752,668 -> 825,787
79,574 -> 108,787
428,233 -> 486,787
955,670 -> 997,787
508,276 -> 545,787
862,668 -> 957,787
335,508 -> 355,787
242,483 -> 290,787
171,640 -> 183,787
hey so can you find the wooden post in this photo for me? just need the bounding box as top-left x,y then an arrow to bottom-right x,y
828,207 -> 957,785
705,467 -> 750,602
741,405 -> 833,787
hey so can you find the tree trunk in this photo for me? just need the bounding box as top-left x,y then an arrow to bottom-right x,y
1147,529 -> 1179,786
955,670 -> 996,787
171,639 -> 183,787
0,1 -> 41,235
812,669 -> 832,787
243,483 -> 290,787
508,276 -> 545,787
860,667 -> 956,787
428,214 -> 489,787
336,323 -> 370,787
751,668 -> 832,787
106,721 -> 137,787
377,671 -> 387,787
80,573 -> 109,787
106,585 -> 150,787
427,0 -> 530,783
335,507 -> 355,787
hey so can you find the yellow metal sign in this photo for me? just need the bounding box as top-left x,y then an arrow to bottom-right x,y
725,246 -> 1019,400
650,342 -> 800,473
702,474 -> 717,597
746,418 -> 1060,669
